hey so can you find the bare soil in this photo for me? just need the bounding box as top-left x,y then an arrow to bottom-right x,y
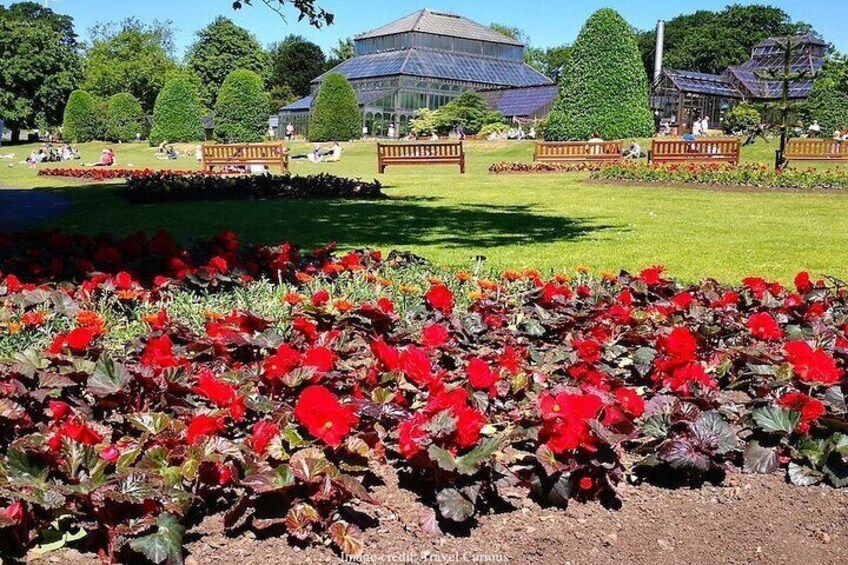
30,468 -> 848,565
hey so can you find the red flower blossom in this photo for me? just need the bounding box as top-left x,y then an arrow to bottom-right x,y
65,327 -> 95,352
794,271 -> 812,294
613,387 -> 645,418
251,420 -> 279,455
59,420 -> 103,446
371,339 -> 401,372
141,335 -> 180,369
467,357 -> 498,391
186,414 -> 221,445
400,346 -> 437,388
398,412 -> 429,459
784,341 -> 843,386
48,400 -> 71,421
638,265 -> 666,285
99,445 -> 120,463
376,297 -> 395,314
746,312 -> 783,341
293,385 -> 358,446
663,362 -> 716,394
263,344 -> 301,378
778,392 -> 825,426
302,346 -> 335,374
311,290 -> 330,307
573,339 -> 601,364
425,284 -> 454,314
662,327 -> 697,361
421,324 -> 449,349
2,501 -> 24,525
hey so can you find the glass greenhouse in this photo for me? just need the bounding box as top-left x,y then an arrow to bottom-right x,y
275,9 -> 553,139
651,34 -> 826,134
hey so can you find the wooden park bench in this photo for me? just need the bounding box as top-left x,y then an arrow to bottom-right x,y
648,138 -> 740,165
201,142 -> 289,173
377,142 -> 465,173
534,141 -> 623,163
784,138 -> 848,164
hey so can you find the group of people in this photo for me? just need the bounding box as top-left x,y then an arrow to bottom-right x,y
24,143 -> 80,167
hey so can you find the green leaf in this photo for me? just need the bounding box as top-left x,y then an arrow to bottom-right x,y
642,414 -> 670,438
427,445 -> 458,473
88,356 -> 132,397
692,411 -> 739,454
422,409 -> 457,438
788,462 -> 822,486
0,398 -> 25,420
130,514 -> 185,565
752,406 -> 800,434
436,487 -> 475,523
454,437 -> 501,475
743,441 -> 778,474
529,471 -> 572,509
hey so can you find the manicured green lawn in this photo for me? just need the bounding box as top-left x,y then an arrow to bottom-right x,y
2,138 -> 848,283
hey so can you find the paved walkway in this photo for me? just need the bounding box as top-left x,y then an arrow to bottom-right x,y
0,187 -> 70,231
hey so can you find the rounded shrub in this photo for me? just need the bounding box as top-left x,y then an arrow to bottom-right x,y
62,90 -> 102,142
723,102 -> 761,133
105,93 -> 146,142
544,9 -> 654,141
309,73 -> 361,142
213,69 -> 270,143
149,74 -> 206,146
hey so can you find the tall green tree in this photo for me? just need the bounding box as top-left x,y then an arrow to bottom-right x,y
269,35 -> 326,97
186,17 -> 270,108
325,37 -> 354,68
214,69 -> 270,143
806,55 -> 848,135
105,92 -> 146,142
309,73 -> 360,141
149,73 -> 206,145
544,9 -> 653,140
0,8 -> 81,139
433,92 -> 494,135
83,19 -> 179,113
62,90 -> 102,142
636,4 -> 813,77
0,1 -> 76,45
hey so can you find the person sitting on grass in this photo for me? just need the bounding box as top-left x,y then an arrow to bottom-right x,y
323,142 -> 342,163
624,140 -> 641,159
291,144 -> 330,163
89,148 -> 115,167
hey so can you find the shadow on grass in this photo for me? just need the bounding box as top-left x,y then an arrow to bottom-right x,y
42,185 -> 616,251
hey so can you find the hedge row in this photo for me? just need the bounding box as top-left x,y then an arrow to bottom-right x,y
122,172 -> 386,203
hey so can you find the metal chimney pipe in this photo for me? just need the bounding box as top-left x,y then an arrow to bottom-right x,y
654,20 -> 665,82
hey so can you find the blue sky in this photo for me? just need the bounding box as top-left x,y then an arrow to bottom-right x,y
6,0 -> 846,56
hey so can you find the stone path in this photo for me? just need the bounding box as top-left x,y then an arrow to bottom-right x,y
0,188 -> 69,231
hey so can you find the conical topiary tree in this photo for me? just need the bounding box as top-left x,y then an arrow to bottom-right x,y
149,74 -> 206,146
543,9 -> 653,141
309,73 -> 361,142
62,90 -> 102,142
105,93 -> 146,142
214,69 -> 270,143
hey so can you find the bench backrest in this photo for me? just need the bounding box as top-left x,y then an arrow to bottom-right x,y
535,141 -> 622,160
377,142 -> 464,159
202,143 -> 287,163
651,138 -> 740,159
785,138 -> 848,158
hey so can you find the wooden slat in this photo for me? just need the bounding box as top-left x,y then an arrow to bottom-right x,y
534,141 -> 623,163
785,138 -> 848,161
201,142 -> 289,173
649,138 -> 740,165
377,142 -> 465,173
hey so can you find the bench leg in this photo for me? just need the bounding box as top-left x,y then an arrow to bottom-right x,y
460,159 -> 466,174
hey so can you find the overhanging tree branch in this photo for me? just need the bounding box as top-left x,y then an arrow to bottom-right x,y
231,0 -> 334,27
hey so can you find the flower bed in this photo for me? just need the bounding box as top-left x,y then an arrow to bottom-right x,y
489,161 -> 609,174
0,231 -> 846,561
38,168 -> 201,182
123,172 -> 385,203
591,162 -> 848,190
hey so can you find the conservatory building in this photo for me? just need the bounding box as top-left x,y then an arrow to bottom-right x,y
276,9 -> 553,138
651,34 -> 825,133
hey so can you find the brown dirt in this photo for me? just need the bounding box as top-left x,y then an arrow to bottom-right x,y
29,468 -> 848,565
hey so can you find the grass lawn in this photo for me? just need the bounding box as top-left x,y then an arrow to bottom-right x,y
1,138 -> 848,283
